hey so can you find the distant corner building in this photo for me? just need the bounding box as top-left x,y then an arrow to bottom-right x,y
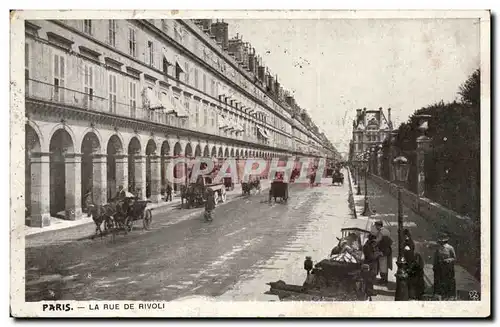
24,18 -> 341,228
349,107 -> 393,161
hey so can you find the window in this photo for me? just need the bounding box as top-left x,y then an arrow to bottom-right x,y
203,105 -> 208,126
108,20 -> 116,46
83,65 -> 94,108
211,111 -> 215,127
147,41 -> 154,67
194,68 -> 199,89
128,28 -> 137,57
162,58 -> 170,75
184,62 -> 190,84
129,81 -> 137,118
195,103 -> 199,126
84,20 -> 92,35
175,64 -> 182,80
202,74 -> 206,93
210,79 -> 215,96
53,54 -> 65,102
108,74 -> 117,113
25,43 -> 29,94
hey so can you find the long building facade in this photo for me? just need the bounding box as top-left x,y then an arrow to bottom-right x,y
24,18 -> 339,227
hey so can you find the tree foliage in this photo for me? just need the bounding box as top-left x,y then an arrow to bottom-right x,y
388,69 -> 480,218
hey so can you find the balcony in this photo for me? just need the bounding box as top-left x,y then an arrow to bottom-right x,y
26,79 -> 295,151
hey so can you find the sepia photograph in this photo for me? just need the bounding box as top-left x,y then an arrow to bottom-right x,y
10,9 -> 490,317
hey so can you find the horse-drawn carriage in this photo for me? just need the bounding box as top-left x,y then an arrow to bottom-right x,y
266,222 -> 372,301
88,191 -> 153,240
269,179 -> 289,203
332,170 -> 344,186
241,175 -> 262,195
181,175 -> 227,209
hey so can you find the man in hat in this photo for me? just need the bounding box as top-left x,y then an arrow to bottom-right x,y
403,229 -> 425,300
374,220 -> 393,284
433,232 -> 457,299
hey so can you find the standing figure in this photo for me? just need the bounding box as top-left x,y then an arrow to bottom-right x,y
84,189 -> 93,217
363,233 -> 383,298
204,189 -> 215,222
433,233 -> 457,300
165,183 -> 173,202
374,220 -> 393,284
403,229 -> 425,300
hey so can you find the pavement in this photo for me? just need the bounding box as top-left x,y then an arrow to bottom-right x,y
350,174 -> 480,300
25,175 -> 355,302
25,179 -> 272,237
25,171 -> 480,302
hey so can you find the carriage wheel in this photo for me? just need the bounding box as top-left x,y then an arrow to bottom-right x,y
213,192 -> 219,205
220,191 -> 227,203
143,209 -> 152,230
123,217 -> 131,234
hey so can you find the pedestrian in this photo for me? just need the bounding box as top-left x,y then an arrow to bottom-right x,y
362,233 -> 383,298
165,183 -> 173,202
433,232 -> 457,300
374,220 -> 393,284
403,230 -> 425,300
84,188 -> 93,217
204,189 -> 215,221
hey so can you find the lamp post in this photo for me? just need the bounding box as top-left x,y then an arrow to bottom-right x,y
361,151 -> 374,216
356,154 -> 362,195
393,155 -> 410,301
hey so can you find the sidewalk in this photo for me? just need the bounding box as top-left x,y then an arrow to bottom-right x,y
349,174 -> 480,300
25,179 -> 272,238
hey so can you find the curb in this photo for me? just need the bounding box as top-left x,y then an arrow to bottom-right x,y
346,167 -> 358,219
26,181 -> 273,238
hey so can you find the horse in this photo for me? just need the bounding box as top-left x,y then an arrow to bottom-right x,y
88,202 -> 115,239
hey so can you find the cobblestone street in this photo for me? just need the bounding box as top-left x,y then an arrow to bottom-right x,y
26,175 -> 355,302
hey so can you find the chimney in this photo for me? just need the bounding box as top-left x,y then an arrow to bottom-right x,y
210,20 -> 229,50
356,108 -> 362,118
257,65 -> 265,82
388,107 -> 392,124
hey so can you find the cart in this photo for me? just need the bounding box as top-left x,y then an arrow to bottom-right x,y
223,176 -> 235,191
332,171 -> 344,186
269,180 -> 289,203
241,176 -> 262,195
266,224 -> 373,301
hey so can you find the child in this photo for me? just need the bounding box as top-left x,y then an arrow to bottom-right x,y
204,189 -> 215,221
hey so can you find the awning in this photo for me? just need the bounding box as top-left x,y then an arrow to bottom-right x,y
162,48 -> 174,66
257,126 -> 269,140
262,129 -> 271,138
218,115 -> 229,129
172,96 -> 189,118
175,55 -> 185,73
159,92 -> 176,115
145,87 -> 163,110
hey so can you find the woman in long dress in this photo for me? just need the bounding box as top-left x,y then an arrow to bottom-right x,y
433,233 -> 457,299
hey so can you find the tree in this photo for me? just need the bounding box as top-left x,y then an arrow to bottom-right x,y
459,69 -> 480,107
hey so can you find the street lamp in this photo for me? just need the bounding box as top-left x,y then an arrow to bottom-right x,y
393,155 -> 410,301
356,153 -> 362,195
361,151 -> 374,216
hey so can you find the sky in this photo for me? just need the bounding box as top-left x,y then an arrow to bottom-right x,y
225,18 -> 480,156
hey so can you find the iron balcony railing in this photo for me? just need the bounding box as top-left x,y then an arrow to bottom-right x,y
25,78 -> 296,151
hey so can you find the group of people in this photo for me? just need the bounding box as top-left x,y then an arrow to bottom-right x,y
361,220 -> 457,300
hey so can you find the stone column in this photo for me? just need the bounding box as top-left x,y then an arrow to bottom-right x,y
149,153 -> 162,203
28,152 -> 51,227
162,155 -> 172,192
64,152 -> 82,220
134,154 -> 147,200
115,153 -> 128,195
416,135 -> 431,198
92,153 -> 107,206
